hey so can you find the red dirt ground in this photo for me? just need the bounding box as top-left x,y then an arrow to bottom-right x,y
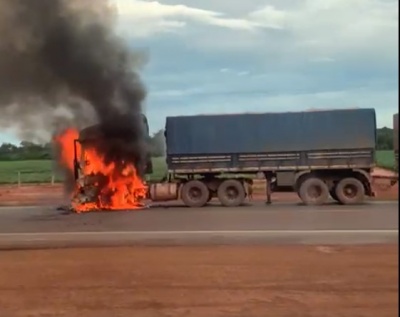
0,245 -> 397,317
0,168 -> 397,206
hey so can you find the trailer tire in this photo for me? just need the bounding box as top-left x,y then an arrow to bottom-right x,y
181,180 -> 210,207
335,178 -> 365,205
217,179 -> 246,207
298,177 -> 329,206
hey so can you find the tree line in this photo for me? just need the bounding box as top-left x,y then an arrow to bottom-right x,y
0,127 -> 396,161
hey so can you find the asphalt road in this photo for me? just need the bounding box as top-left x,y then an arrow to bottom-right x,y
0,201 -> 398,248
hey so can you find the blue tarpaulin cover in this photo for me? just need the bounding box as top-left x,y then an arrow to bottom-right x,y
165,109 -> 376,155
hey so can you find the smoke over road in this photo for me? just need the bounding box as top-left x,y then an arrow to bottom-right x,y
0,0 -> 148,177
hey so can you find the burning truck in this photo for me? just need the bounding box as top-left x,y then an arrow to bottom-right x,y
56,114 -> 152,213
58,108 -> 387,212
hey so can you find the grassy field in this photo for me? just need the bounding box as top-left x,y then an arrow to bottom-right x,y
375,150 -> 396,170
0,151 -> 395,184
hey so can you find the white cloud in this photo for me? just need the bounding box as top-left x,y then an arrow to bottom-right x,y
115,0 -> 398,65
248,5 -> 287,29
274,0 -> 399,58
185,0 -> 398,61
113,0 -> 261,37
116,1 -> 397,39
151,87 -> 204,98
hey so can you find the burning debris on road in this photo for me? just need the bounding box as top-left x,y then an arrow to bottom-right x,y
0,0 -> 150,212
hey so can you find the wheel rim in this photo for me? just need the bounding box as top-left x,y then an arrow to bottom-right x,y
226,186 -> 239,200
343,184 -> 358,199
308,185 -> 322,199
188,187 -> 202,201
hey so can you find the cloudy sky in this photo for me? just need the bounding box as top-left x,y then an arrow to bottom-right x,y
1,0 -> 398,142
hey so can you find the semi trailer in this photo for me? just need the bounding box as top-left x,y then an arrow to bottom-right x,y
73,108 -> 378,207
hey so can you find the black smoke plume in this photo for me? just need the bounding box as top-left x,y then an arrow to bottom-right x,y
0,0 -> 148,181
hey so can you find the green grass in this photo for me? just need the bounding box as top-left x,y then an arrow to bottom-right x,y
148,157 -> 167,181
0,151 -> 396,184
0,160 -> 59,184
375,150 -> 396,170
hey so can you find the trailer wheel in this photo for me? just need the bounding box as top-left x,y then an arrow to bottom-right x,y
298,177 -> 329,206
217,179 -> 246,207
335,178 -> 365,205
181,180 -> 210,207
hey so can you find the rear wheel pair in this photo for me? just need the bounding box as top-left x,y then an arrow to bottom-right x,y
181,179 -> 245,207
299,177 -> 365,206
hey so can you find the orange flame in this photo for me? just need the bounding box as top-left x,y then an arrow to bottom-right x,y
55,128 -> 80,172
55,128 -> 147,213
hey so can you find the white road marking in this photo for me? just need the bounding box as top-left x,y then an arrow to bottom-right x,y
0,230 -> 397,245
